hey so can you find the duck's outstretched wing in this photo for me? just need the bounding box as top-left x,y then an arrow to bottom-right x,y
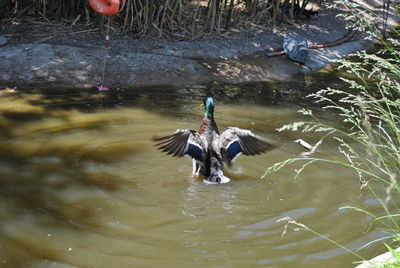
219,127 -> 277,166
153,129 -> 206,162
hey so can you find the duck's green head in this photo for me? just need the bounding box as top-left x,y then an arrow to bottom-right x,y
203,97 -> 215,118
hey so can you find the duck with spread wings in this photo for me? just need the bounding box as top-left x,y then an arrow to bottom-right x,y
153,97 -> 277,184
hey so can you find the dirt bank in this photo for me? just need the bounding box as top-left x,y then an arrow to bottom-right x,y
0,1 -> 398,89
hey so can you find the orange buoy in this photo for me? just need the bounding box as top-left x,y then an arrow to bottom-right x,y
89,0 -> 125,16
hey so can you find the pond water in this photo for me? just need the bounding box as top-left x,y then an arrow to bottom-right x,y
0,73 -> 387,268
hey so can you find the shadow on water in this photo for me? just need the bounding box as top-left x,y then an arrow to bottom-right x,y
0,91 -> 145,267
0,70 -> 382,268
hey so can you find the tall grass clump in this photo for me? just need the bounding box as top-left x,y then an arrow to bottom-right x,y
264,0 -> 400,264
0,0 -> 322,38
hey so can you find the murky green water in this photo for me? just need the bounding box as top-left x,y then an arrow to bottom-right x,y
0,76 -> 387,268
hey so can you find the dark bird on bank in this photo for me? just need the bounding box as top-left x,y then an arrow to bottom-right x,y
278,1 -> 318,25
153,97 -> 277,184
293,3 -> 318,19
283,35 -> 309,64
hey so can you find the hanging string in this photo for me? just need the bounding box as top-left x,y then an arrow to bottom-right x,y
98,16 -> 111,91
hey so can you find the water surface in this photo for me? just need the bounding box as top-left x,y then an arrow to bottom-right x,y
0,77 -> 387,268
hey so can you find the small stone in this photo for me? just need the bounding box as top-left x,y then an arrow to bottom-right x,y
0,36 -> 8,46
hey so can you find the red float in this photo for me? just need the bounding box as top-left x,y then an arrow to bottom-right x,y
89,0 -> 125,16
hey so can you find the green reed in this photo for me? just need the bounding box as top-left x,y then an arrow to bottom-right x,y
264,0 -> 400,265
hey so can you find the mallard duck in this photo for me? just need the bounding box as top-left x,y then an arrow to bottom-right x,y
153,97 -> 277,184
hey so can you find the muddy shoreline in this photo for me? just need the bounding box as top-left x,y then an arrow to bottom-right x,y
0,2 -> 398,89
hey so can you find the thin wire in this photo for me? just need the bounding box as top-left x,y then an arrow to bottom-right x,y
100,16 -> 111,86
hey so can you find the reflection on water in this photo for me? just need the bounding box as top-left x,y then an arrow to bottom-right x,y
0,77 -> 387,268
